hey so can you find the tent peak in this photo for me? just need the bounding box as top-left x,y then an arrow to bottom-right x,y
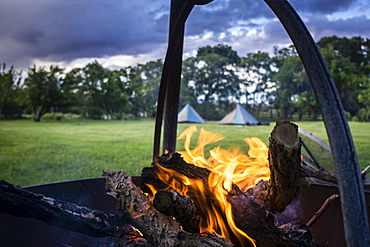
178,104 -> 204,124
219,104 -> 260,125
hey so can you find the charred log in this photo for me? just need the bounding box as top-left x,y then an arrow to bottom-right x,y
248,121 -> 308,213
0,180 -> 146,246
144,153 -> 314,246
153,190 -> 201,233
104,170 -> 233,247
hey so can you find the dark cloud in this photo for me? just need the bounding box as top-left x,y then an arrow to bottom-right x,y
186,0 -> 274,36
307,15 -> 370,40
0,0 -> 169,66
290,0 -> 358,13
0,0 -> 369,70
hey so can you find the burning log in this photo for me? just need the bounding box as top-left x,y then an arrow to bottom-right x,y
140,121 -> 315,246
141,155 -> 311,246
104,170 -> 233,247
247,121 -> 308,213
153,190 -> 201,233
0,180 -> 146,246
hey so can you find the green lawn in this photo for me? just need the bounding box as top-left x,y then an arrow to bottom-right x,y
1,119 -> 369,187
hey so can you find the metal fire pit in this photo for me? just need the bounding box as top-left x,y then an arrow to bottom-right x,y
1,0 -> 368,246
0,178 -> 369,247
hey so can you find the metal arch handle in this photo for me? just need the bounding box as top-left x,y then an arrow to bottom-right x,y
153,0 -> 195,161
153,0 -> 214,160
264,0 -> 369,246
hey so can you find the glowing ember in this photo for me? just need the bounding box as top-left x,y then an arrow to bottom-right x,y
150,126 -> 270,246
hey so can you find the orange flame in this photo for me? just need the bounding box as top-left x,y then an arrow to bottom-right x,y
151,126 -> 270,246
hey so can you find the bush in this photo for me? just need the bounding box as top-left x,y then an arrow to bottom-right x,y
357,108 -> 370,122
41,113 -> 64,120
40,113 -> 81,120
63,113 -> 81,120
345,111 -> 352,121
123,114 -> 136,120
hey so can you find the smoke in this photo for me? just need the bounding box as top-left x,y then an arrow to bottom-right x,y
274,194 -> 304,224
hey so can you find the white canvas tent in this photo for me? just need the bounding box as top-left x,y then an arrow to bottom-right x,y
218,104 -> 259,125
178,104 -> 204,123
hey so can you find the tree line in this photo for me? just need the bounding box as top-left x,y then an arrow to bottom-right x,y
1,36 -> 369,122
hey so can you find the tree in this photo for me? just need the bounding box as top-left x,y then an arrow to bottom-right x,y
318,36 -> 370,116
271,48 -> 303,119
138,60 -> 162,117
358,77 -> 370,108
24,65 -> 63,122
78,61 -> 107,119
241,51 -> 274,118
61,68 -> 85,114
180,57 -> 198,107
124,65 -> 144,117
189,44 -> 244,112
269,45 -> 322,120
357,75 -> 370,121
198,44 -> 242,104
0,63 -> 24,118
100,69 -> 129,120
77,61 -> 129,119
126,60 -> 163,117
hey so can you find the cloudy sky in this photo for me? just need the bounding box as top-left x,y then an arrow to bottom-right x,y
1,0 -> 370,73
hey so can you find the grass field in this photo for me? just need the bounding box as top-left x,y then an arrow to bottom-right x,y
1,118 -> 369,187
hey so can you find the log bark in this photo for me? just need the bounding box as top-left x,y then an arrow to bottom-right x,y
0,180 -> 145,246
248,121 -> 308,213
104,170 -> 233,247
153,190 -> 201,233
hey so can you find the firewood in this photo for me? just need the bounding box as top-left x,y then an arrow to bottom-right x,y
302,165 -> 370,192
143,153 -> 307,246
302,165 -> 338,184
0,180 -> 145,246
141,121 -> 315,246
104,170 -> 233,247
153,190 -> 201,233
248,121 -> 308,213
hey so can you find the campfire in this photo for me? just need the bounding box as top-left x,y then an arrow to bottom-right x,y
147,125 -> 270,245
2,120 -> 368,246
104,121 -> 314,246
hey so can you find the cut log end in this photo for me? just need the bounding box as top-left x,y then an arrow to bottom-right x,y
273,121 -> 300,148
